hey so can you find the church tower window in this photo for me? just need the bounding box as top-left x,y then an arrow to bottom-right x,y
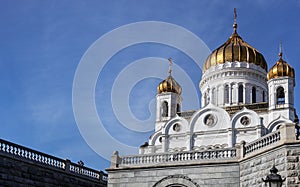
252,87 -> 256,103
176,104 -> 180,113
276,87 -> 285,105
162,101 -> 169,117
238,85 -> 243,103
262,90 -> 266,102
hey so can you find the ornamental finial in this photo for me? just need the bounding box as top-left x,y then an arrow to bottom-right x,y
233,8 -> 238,33
168,57 -> 173,76
279,41 -> 283,59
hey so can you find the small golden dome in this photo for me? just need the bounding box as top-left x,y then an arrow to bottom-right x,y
203,9 -> 267,73
267,52 -> 295,80
157,75 -> 182,95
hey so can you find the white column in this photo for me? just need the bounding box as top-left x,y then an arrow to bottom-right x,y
232,84 -> 238,104
218,84 -> 224,106
243,83 -> 246,104
162,135 -> 168,153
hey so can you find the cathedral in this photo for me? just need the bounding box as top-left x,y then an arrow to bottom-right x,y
107,10 -> 300,187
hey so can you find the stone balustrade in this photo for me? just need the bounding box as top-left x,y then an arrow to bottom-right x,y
115,148 -> 237,167
109,123 -> 298,170
0,138 -> 107,182
244,130 -> 281,155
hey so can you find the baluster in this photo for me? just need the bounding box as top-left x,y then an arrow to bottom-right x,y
194,152 -> 198,160
5,144 -> 9,153
133,157 -> 136,164
190,152 -> 194,160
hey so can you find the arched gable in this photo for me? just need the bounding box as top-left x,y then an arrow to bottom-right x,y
149,131 -> 162,146
231,107 -> 260,129
268,115 -> 293,132
162,116 -> 189,135
189,103 -> 231,133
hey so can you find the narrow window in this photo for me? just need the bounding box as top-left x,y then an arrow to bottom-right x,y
176,104 -> 180,113
262,91 -> 266,102
162,101 -> 168,117
252,87 -> 256,103
276,87 -> 285,105
238,85 -> 243,103
224,85 -> 229,104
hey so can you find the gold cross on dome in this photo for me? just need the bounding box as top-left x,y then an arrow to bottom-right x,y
279,41 -> 283,59
233,8 -> 238,33
168,57 -> 173,76
234,8 -> 237,23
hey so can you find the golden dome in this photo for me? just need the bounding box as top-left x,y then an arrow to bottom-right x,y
203,10 -> 267,73
267,52 -> 295,80
157,75 -> 182,95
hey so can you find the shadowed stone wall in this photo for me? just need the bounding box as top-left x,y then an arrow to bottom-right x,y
240,144 -> 300,187
107,162 -> 240,187
0,139 -> 107,187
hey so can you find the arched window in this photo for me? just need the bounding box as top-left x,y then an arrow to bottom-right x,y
238,85 -> 243,103
224,85 -> 229,104
176,104 -> 180,113
262,90 -> 266,102
276,87 -> 285,105
162,101 -> 168,117
252,87 -> 256,103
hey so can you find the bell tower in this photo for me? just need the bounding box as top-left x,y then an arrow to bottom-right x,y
267,43 -> 296,121
155,58 -> 182,131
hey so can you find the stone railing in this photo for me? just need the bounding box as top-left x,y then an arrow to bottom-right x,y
113,148 -> 236,167
244,130 -> 281,155
0,138 -> 107,182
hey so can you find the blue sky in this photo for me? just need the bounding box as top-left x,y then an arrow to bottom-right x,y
1,1 -> 300,171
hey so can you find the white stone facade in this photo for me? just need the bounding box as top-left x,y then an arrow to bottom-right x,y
107,12 -> 299,187
140,59 -> 296,156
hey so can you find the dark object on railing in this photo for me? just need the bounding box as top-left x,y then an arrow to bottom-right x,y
78,160 -> 85,166
262,165 -> 285,187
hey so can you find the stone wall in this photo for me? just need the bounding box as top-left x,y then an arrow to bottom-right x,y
240,144 -> 300,187
108,162 -> 240,187
107,124 -> 300,187
0,139 -> 107,187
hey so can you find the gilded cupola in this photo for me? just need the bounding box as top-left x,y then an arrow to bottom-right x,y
267,45 -> 295,80
157,58 -> 182,95
203,9 -> 268,73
